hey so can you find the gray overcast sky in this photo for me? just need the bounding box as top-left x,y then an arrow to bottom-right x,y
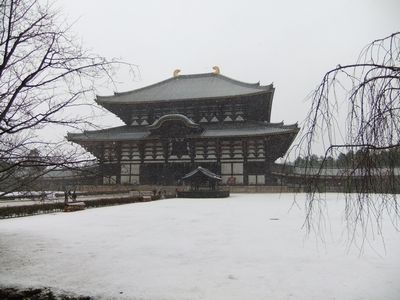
56,0 -> 399,132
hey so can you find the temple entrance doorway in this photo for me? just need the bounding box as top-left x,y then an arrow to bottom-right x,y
140,163 -> 191,185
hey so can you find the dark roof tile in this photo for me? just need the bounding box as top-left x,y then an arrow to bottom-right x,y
67,121 -> 299,142
96,73 -> 273,104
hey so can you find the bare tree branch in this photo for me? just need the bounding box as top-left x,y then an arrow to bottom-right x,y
293,32 -> 400,235
0,0 -> 135,196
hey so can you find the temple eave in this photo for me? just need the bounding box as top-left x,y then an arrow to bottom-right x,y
67,128 -> 298,143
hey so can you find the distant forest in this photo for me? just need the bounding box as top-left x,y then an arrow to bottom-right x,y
293,148 -> 400,168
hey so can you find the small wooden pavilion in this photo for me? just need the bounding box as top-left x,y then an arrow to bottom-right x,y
177,166 -> 230,198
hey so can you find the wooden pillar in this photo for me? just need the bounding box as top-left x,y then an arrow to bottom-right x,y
161,139 -> 170,186
139,142 -> 145,164
137,142 -> 145,184
162,139 -> 169,163
131,142 -> 140,185
229,140 -> 235,159
216,139 -> 221,174
217,104 -> 224,123
98,143 -> 105,185
264,138 -> 273,185
115,142 -> 122,184
242,140 -> 248,185
203,140 -> 208,159
189,140 -> 196,166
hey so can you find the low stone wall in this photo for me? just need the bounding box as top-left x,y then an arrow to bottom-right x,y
0,286 -> 92,299
0,196 -> 156,219
177,190 -> 230,198
77,185 -> 132,193
76,184 -> 300,194
230,185 -> 293,193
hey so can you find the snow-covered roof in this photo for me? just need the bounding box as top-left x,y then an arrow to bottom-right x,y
67,121 -> 298,142
181,166 -> 222,181
96,73 -> 273,104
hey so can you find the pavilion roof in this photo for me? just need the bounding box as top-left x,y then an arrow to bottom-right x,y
96,73 -> 273,105
181,167 -> 222,181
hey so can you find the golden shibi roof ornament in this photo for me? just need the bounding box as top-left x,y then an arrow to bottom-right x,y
212,66 -> 220,74
173,69 -> 181,77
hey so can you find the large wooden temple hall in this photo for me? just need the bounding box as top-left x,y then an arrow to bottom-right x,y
68,68 -> 299,186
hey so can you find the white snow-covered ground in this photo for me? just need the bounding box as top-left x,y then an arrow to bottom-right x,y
0,193 -> 399,300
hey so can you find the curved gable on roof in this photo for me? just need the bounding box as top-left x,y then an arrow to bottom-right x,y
148,114 -> 200,130
96,73 -> 273,104
147,114 -> 203,137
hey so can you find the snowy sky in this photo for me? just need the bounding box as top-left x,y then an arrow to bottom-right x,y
54,0 -> 399,139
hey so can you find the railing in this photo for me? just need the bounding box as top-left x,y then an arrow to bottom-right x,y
176,190 -> 230,198
272,164 -> 400,177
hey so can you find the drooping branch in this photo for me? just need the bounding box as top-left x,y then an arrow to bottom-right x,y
292,32 -> 400,234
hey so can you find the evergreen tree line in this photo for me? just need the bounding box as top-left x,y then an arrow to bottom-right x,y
293,148 -> 400,169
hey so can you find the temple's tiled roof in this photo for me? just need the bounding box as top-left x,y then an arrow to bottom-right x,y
67,121 -> 298,142
201,122 -> 298,138
96,73 -> 273,104
68,126 -> 148,142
